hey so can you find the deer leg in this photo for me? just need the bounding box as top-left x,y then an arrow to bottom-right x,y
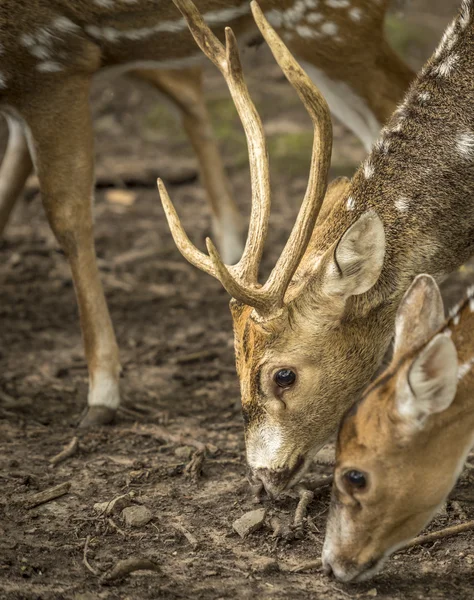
0,116 -> 33,236
20,76 -> 120,428
131,67 -> 244,264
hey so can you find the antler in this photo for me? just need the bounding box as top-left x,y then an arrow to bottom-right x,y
158,0 -> 332,317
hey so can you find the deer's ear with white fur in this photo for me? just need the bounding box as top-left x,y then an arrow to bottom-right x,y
393,274 -> 445,361
396,334 -> 458,429
323,210 -> 385,298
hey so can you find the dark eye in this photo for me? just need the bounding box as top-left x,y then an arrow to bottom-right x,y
344,470 -> 367,490
274,369 -> 296,388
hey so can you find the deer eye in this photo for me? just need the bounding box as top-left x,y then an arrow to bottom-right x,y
344,470 -> 367,490
274,369 -> 296,388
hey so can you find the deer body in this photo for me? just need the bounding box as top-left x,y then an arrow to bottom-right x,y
0,0 -> 414,427
322,275 -> 474,582
162,0 -> 474,497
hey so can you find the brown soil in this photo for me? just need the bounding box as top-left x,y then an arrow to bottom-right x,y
1,2 -> 474,599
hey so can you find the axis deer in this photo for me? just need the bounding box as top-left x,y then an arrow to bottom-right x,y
161,0 -> 474,497
322,275 -> 474,582
0,1 -> 414,427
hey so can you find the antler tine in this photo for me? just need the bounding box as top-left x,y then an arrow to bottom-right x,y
251,2 -> 333,302
157,178 -> 217,278
173,0 -> 271,284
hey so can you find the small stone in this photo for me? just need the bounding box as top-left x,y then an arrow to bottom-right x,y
232,508 -> 266,538
174,446 -> 194,459
122,505 -> 153,527
93,493 -> 132,516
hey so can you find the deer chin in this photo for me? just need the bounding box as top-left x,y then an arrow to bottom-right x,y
251,455 -> 307,498
322,549 -> 387,584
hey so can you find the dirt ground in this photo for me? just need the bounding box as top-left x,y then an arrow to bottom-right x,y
2,2 -> 474,599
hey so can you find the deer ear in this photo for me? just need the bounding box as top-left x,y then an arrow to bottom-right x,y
323,210 -> 385,299
393,274 -> 445,361
396,334 -> 458,429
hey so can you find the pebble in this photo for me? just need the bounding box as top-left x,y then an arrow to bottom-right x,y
232,508 -> 266,538
122,505 -> 153,527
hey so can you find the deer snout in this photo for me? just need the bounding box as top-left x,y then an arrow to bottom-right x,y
322,546 -> 383,583
251,456 -> 305,498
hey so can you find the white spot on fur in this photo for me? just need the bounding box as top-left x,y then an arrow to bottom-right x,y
266,9 -> 284,27
346,196 -> 355,211
458,357 -> 474,381
349,7 -> 362,21
363,160 -> 375,179
37,61 -> 63,73
374,138 -> 390,154
395,197 -> 410,213
321,22 -> 338,36
418,91 -> 431,104
432,54 -> 459,77
456,132 -> 474,158
307,12 -> 323,23
297,24 -> 317,38
94,0 -> 114,7
452,313 -> 461,326
0,73 -> 7,89
29,45 -> 50,59
20,33 -> 36,47
53,16 -> 80,33
326,0 -> 350,7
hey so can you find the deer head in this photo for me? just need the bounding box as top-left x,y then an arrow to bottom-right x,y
322,274 -> 465,583
159,0 -> 386,496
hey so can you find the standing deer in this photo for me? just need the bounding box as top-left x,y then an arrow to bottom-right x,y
322,275 -> 474,582
161,0 -> 474,497
0,0 -> 414,427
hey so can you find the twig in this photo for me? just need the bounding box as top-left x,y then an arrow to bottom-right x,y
83,535 -> 100,576
107,518 -> 127,537
25,482 -> 71,509
404,520 -> 474,549
100,558 -> 160,583
293,486 -> 314,538
172,522 -> 199,549
49,437 -> 79,467
289,519 -> 474,573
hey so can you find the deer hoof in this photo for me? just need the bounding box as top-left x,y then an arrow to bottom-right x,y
78,406 -> 116,428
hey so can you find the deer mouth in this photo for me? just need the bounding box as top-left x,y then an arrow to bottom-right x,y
252,455 -> 305,498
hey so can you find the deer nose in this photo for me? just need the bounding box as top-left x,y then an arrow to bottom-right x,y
252,457 -> 304,498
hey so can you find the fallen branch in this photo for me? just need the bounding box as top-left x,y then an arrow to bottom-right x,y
49,437 -> 79,467
101,558 -> 160,583
404,520 -> 474,549
25,482 -> 71,509
83,535 -> 100,576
